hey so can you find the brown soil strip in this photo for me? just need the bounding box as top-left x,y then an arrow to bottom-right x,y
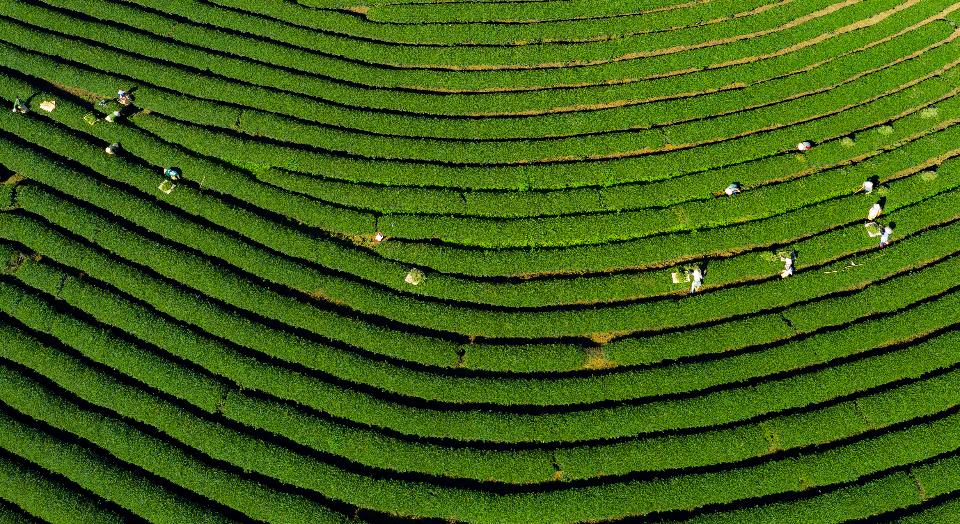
49,81 -> 105,103
582,346 -> 617,369
380,0 -> 788,48
404,0 -> 866,71
2,174 -> 26,186
465,0 -> 953,96
440,0 -> 941,115
517,57 -> 960,164
715,0 -> 941,70
464,27 -> 955,117
304,287 -> 349,307
363,0 -> 711,26
393,0 -> 789,94
472,83 -> 747,116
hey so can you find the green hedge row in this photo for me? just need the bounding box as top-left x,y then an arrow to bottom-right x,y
7,218 -> 960,412
15,0 -> 948,131
3,35 -> 958,195
0,348 -> 357,523
132,61 -> 960,192
5,212 -> 960,444
20,112 -> 960,314
37,0 -> 809,99
688,469 -> 922,522
0,274 -> 527,502
181,70 -> 960,235
694,451 -> 960,523
0,93 -> 900,319
117,0 -> 960,138
359,0 -> 759,25
0,65 -> 376,237
210,0 -> 772,46
207,0 -> 960,95
372,118 -> 960,248
896,463 -> 960,523
11,102 -> 960,340
0,449 -> 125,524
0,501 -> 35,524
5,178 -> 960,506
3,263 -> 960,489
136,0 -> 932,94
112,0 -> 853,72
3,136 -> 960,376
7,37 -> 952,238
6,210 -> 960,421
6,0 -> 960,518
5,110 -> 960,378
129,80 -> 958,237
6,4 -> 951,169
13,159 -> 960,341
0,269 -> 558,484
123,43 -> 959,168
9,126 -> 960,335
234,29 -> 957,161
471,225 -> 960,370
0,361 -> 234,523
35,0 -> 944,130
5,326 -> 960,522
562,359 -> 960,483
260,74 -> 955,221
374,137 -> 960,276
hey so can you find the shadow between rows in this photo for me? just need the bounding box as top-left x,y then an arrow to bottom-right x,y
2,325 -> 959,504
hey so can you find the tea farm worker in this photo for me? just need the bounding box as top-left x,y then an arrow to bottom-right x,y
867,202 -> 883,221
797,141 -> 813,151
11,97 -> 27,114
117,90 -> 134,106
862,179 -> 874,194
104,110 -> 122,123
724,183 -> 741,196
104,143 -> 121,155
780,251 -> 796,279
879,225 -> 893,247
163,167 -> 182,181
689,266 -> 704,293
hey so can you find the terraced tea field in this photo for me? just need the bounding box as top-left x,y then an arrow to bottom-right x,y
1,0 -> 960,521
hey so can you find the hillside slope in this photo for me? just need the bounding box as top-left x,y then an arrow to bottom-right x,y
1,0 -> 960,522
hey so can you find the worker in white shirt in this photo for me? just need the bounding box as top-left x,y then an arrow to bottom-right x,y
879,225 -> 894,247
689,266 -> 704,293
780,251 -> 796,278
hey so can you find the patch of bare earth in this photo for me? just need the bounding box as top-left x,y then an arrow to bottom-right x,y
583,345 -> 617,370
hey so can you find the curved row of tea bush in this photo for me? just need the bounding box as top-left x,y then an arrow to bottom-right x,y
1,121 -> 950,372
1,237 -> 959,482
3,0 -> 960,521
3,294 -> 960,521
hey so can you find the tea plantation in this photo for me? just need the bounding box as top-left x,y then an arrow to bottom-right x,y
1,0 -> 960,522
